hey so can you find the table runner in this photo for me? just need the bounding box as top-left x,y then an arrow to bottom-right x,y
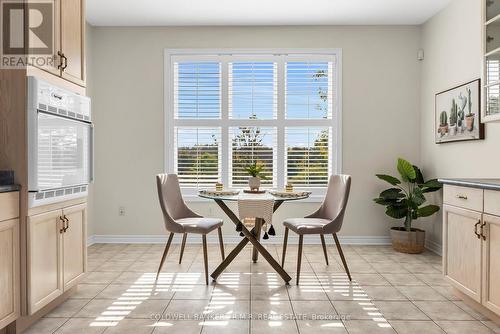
237,193 -> 274,237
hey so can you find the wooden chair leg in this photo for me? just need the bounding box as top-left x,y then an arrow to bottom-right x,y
218,227 -> 225,260
156,232 -> 174,279
296,234 -> 304,285
282,227 -> 289,267
333,233 -> 351,281
202,234 -> 209,285
179,233 -> 187,264
320,234 -> 329,265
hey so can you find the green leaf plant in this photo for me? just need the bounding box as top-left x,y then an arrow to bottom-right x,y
374,158 -> 442,232
245,162 -> 267,179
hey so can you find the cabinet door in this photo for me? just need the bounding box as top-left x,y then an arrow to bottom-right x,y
27,209 -> 63,314
0,219 -> 19,329
443,205 -> 482,302
482,214 -> 500,314
62,203 -> 87,290
60,0 -> 85,86
28,0 -> 61,76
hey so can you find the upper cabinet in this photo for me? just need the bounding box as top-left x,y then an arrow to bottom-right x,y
30,0 -> 85,87
60,0 -> 86,86
483,0 -> 500,122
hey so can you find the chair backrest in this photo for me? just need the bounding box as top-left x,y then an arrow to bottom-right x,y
310,174 -> 351,233
156,174 -> 198,233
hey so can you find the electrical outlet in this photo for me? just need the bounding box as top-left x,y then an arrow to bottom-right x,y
119,206 -> 126,216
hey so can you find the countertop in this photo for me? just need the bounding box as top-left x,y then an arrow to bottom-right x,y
438,178 -> 500,191
0,184 -> 20,193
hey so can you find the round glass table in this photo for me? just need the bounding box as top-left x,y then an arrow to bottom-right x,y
198,190 -> 310,284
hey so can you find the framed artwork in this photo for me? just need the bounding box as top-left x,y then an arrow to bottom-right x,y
435,79 -> 484,144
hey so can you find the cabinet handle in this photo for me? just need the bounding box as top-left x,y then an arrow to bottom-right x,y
63,215 -> 69,232
456,194 -> 468,200
474,220 -> 481,239
59,216 -> 65,234
62,54 -> 68,71
57,51 -> 64,70
480,221 -> 487,241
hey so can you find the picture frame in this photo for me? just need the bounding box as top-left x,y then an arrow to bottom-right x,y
435,79 -> 484,144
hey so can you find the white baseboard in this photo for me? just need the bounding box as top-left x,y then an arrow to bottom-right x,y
425,238 -> 443,256
87,234 -> 392,246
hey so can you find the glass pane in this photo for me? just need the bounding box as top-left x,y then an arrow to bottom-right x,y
486,53 -> 500,85
486,21 -> 500,53
487,84 -> 500,116
286,62 -> 332,119
175,127 -> 221,187
487,0 -> 500,21
286,127 -> 331,187
229,62 -> 277,119
229,127 -> 276,188
37,114 -> 90,190
174,62 -> 221,119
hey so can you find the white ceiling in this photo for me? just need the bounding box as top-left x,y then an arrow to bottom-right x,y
86,0 -> 452,26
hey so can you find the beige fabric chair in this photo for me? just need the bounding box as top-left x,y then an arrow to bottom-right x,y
281,174 -> 352,285
156,174 -> 225,284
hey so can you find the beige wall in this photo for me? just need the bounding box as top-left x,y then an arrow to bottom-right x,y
87,26 -> 422,241
419,0 -> 500,248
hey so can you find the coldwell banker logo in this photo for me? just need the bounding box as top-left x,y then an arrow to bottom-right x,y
1,0 -> 54,68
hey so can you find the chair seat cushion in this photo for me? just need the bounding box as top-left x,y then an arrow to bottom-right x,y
175,217 -> 223,234
283,218 -> 331,235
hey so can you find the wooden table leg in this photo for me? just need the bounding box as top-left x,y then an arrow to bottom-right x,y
212,199 -> 291,283
252,218 -> 263,263
211,233 -> 250,281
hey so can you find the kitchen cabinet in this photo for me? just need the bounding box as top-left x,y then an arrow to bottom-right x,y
60,0 -> 86,86
27,203 -> 86,315
443,205 -> 482,302
27,209 -> 63,315
62,204 -> 87,290
483,214 -> 500,315
0,192 -> 20,330
441,179 -> 500,319
30,0 -> 86,87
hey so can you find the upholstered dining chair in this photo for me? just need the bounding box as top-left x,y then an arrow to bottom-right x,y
281,174 -> 352,285
156,174 -> 225,284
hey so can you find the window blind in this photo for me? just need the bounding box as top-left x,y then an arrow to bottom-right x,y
229,126 -> 277,188
285,127 -> 331,187
286,61 -> 333,119
174,62 -> 221,119
229,62 -> 277,119
174,127 -> 221,187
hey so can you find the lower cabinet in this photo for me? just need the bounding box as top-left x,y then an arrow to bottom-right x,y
0,218 -> 20,329
482,214 -> 500,315
443,185 -> 500,318
27,203 -> 86,315
443,205 -> 482,302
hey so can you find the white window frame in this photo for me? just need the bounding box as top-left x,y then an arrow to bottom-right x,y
164,49 -> 343,202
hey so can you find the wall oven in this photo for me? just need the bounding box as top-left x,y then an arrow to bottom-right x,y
27,76 -> 93,207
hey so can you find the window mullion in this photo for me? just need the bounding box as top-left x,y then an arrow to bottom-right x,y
276,55 -> 285,190
221,58 -> 229,186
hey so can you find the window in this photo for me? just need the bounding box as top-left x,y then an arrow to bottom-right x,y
166,50 -> 341,198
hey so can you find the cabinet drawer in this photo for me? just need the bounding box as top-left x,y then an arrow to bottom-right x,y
0,192 -> 19,221
485,190 -> 500,216
444,185 -> 483,212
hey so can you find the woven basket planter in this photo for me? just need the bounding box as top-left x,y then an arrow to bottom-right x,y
390,227 -> 425,254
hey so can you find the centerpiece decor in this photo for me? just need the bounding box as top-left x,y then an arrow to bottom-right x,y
245,162 -> 266,192
374,158 -> 442,254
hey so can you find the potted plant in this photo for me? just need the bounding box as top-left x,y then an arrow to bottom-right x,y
465,87 -> 475,131
374,158 -> 442,254
245,162 -> 266,191
449,100 -> 458,136
439,111 -> 449,136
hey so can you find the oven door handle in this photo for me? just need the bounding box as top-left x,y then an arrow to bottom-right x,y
89,124 -> 94,183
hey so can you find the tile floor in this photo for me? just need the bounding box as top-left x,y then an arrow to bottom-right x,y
24,242 -> 500,334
